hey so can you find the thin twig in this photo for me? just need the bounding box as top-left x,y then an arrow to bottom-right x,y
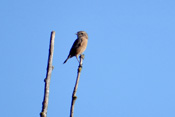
70,54 -> 85,117
40,31 -> 55,117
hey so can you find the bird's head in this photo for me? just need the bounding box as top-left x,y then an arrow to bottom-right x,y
76,31 -> 88,39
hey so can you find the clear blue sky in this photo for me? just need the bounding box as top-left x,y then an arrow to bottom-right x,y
1,0 -> 175,117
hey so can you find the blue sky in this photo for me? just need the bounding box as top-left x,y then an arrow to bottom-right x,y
1,0 -> 175,117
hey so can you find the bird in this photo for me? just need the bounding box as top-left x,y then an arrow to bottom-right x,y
63,31 -> 88,64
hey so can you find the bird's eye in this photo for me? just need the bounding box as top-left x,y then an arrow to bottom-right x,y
81,33 -> 83,35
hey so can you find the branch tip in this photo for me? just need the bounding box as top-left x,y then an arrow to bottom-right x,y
70,54 -> 85,117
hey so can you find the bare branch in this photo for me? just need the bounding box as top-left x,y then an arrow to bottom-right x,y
70,54 -> 85,117
40,31 -> 55,117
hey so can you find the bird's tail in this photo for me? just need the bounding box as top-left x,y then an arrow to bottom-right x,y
63,55 -> 70,64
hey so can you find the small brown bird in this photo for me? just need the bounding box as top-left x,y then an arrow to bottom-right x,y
63,31 -> 88,64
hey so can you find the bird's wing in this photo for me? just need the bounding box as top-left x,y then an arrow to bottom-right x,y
68,38 -> 82,57
71,38 -> 82,49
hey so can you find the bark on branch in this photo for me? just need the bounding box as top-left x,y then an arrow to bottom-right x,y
40,31 -> 55,117
70,54 -> 85,117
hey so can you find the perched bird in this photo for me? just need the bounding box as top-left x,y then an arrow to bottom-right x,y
63,31 -> 88,64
